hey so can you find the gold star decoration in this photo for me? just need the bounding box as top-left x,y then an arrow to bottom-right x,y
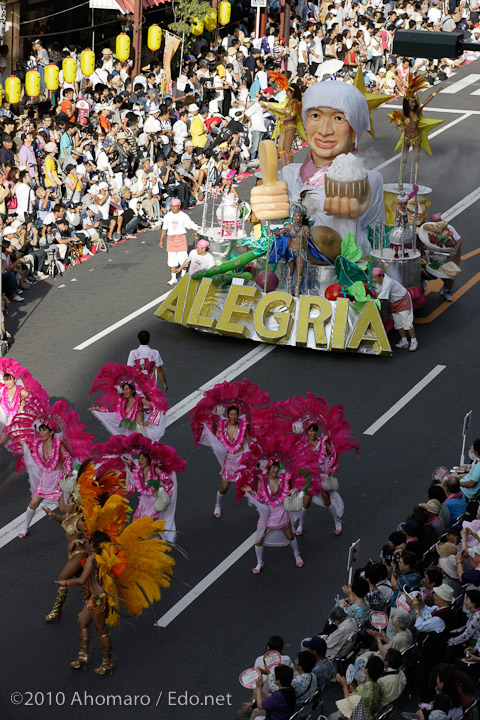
353,66 -> 391,138
388,112 -> 445,156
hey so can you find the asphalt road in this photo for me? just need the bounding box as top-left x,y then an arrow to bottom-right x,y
1,61 -> 480,720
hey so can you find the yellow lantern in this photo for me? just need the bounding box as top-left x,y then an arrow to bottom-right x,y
62,56 -> 77,84
204,9 -> 217,31
219,0 -> 231,25
80,49 -> 95,77
147,24 -> 162,51
44,64 -> 59,92
191,17 -> 204,35
25,70 -> 41,98
116,33 -> 131,62
5,76 -> 21,104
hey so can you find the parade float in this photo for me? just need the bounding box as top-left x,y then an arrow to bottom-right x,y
156,73 -> 460,356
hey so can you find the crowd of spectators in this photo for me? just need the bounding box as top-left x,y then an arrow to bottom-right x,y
237,439 -> 480,720
1,0 -> 479,345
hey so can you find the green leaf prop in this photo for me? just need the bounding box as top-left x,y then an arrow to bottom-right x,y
347,281 -> 381,310
335,255 -> 368,288
341,232 -> 363,264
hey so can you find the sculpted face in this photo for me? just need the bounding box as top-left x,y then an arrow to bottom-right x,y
305,107 -> 355,168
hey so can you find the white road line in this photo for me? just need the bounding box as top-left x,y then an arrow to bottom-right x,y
363,365 -> 446,436
156,532 -> 257,627
0,500 -> 56,550
443,187 -> 480,222
442,73 -> 480,94
74,291 -> 171,350
385,105 -> 480,115
374,113 -> 472,171
0,344 -> 275,550
165,344 -> 275,427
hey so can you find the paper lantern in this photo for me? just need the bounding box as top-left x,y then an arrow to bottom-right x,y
44,64 -> 59,91
204,9 -> 217,31
5,76 -> 21,104
219,0 -> 231,25
25,70 -> 41,98
147,24 -> 162,51
191,18 -> 204,36
80,49 -> 95,77
116,33 -> 131,62
62,56 -> 77,84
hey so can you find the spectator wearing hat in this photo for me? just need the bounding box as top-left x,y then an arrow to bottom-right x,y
0,134 -> 14,175
190,106 -> 208,148
159,199 -> 199,285
111,131 -> 131,190
435,541 -> 459,580
411,584 -> 455,699
302,635 -> 335,689
101,47 -> 114,73
32,39 -> 49,92
418,498 -> 445,539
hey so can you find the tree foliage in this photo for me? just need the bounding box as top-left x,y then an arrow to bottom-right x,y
169,0 -> 212,36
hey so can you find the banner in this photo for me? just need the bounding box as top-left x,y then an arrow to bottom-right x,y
163,31 -> 181,94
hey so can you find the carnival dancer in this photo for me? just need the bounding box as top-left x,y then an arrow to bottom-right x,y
260,75 -> 304,166
236,434 -> 318,573
89,362 -> 169,441
284,201 -> 312,295
42,461 -> 128,623
95,433 -> 186,544
56,474 -> 174,675
8,400 -> 94,538
269,393 -> 359,536
0,358 -> 49,447
190,379 -> 272,518
389,76 -> 444,189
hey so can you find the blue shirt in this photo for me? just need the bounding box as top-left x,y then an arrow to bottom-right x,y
444,493 -> 466,524
460,463 -> 480,501
60,132 -> 72,159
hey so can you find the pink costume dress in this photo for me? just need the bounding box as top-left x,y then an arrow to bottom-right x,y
303,436 -> 345,518
90,362 -> 169,442
216,416 -> 249,483
129,463 -> 177,543
248,472 -> 292,547
23,437 -> 73,500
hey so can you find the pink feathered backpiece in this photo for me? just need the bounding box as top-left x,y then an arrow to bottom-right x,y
0,358 -> 50,410
94,433 -> 187,475
235,433 -> 320,503
189,378 -> 272,447
8,399 -> 94,472
90,362 -> 170,419
267,393 -> 359,473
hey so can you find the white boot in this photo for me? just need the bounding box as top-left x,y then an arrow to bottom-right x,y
296,507 -> 308,536
252,545 -> 264,574
214,491 -> 223,518
18,506 -> 36,538
290,538 -> 304,567
328,504 -> 342,535
167,273 -> 177,286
